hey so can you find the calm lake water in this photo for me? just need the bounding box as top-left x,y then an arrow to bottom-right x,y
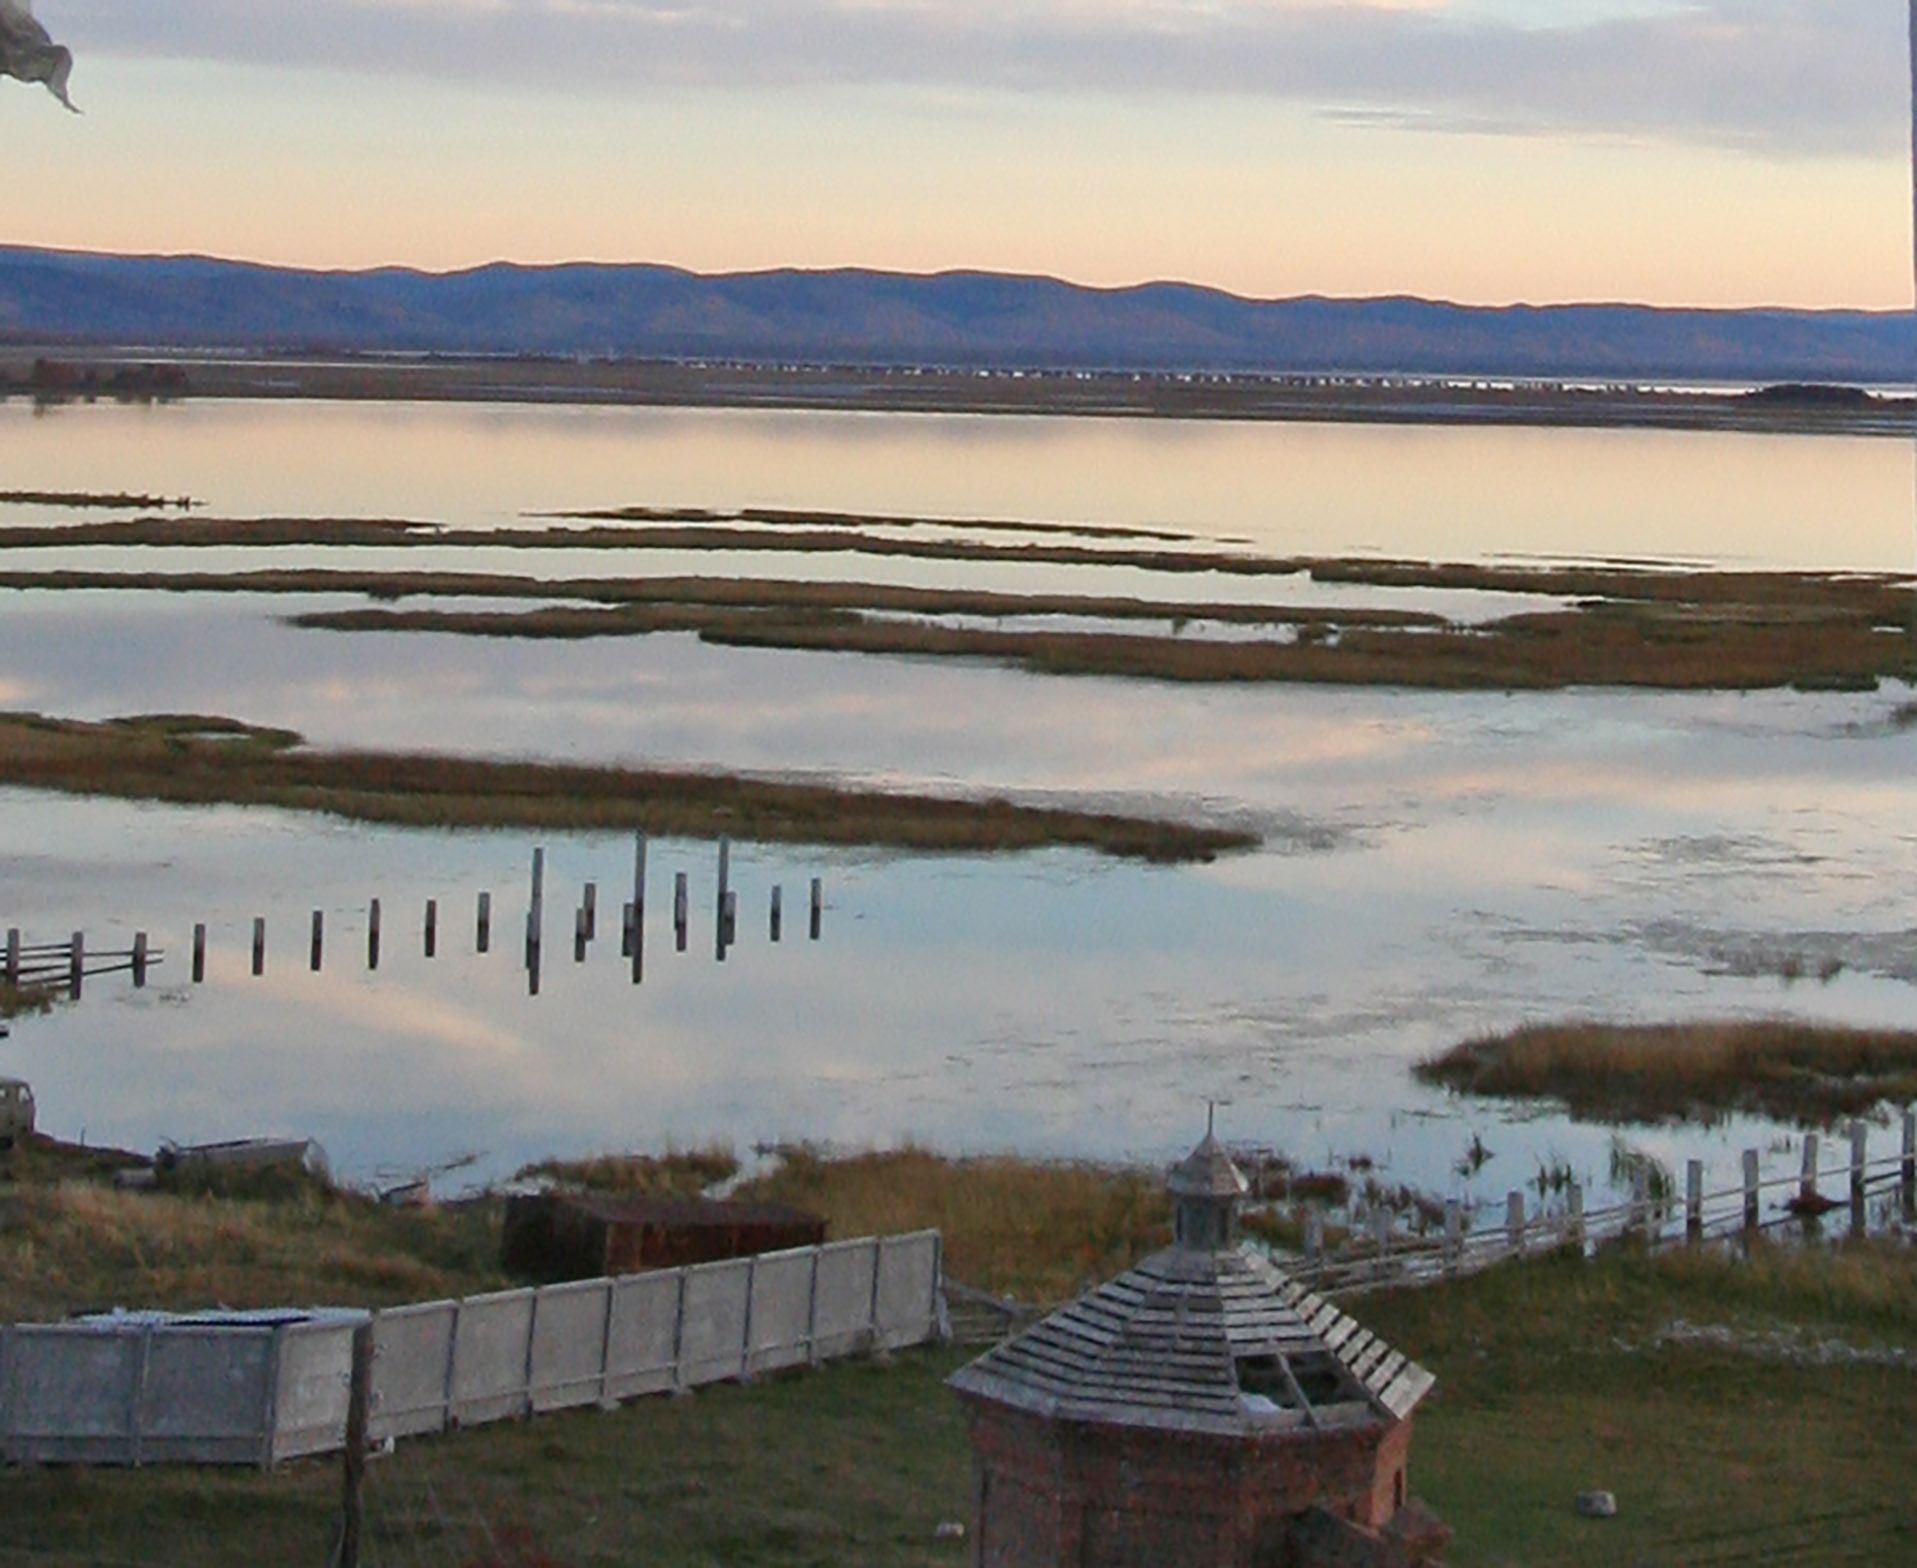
2,399 -> 1915,1214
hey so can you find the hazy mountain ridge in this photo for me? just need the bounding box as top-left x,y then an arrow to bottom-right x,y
0,246 -> 1908,381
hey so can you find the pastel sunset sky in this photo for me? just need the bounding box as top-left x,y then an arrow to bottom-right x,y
5,1 -> 1911,307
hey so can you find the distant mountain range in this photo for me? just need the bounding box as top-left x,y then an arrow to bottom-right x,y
0,245 -> 1910,383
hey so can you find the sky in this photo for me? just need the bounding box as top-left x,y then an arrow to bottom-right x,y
1,0 -> 1912,308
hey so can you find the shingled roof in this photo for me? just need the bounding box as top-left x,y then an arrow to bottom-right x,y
948,1135 -> 1435,1439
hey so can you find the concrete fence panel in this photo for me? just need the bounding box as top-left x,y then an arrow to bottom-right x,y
812,1240 -> 881,1359
271,1319 -> 363,1461
530,1279 -> 613,1414
602,1271 -> 684,1401
369,1300 -> 459,1441
448,1289 -> 538,1428
875,1232 -> 942,1352
746,1247 -> 817,1376
678,1259 -> 753,1387
138,1328 -> 275,1467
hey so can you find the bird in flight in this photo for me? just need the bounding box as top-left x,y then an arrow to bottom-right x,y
0,0 -> 78,113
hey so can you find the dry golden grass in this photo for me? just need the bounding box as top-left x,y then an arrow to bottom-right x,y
735,1145 -> 1169,1305
1417,1018 -> 1917,1125
514,1144 -> 739,1198
0,711 -> 1252,862
0,1176 -> 504,1322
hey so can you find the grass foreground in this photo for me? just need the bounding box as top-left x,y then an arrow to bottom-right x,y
0,711 -> 1253,863
1417,1018 -> 1917,1125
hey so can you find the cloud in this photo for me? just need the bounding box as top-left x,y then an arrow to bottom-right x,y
57,0 -> 1911,154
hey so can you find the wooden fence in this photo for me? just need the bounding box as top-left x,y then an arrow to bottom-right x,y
1287,1110 -> 1917,1299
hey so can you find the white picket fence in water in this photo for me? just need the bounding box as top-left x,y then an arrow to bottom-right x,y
0,1231 -> 945,1468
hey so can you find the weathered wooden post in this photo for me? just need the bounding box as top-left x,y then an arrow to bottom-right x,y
424,899 -> 438,959
338,1319 -> 375,1568
1631,1168 -> 1649,1240
65,931 -> 83,999
723,891 -> 737,945
476,891 -> 492,954
1443,1199 -> 1462,1276
621,902 -> 635,959
1504,1191 -> 1525,1256
809,877 -> 823,941
131,932 -> 149,989
252,917 -> 266,977
1568,1180 -> 1585,1251
715,838 -> 731,960
1304,1209 -> 1324,1267
674,872 -> 689,953
310,910 -> 325,972
367,899 -> 382,971
1371,1208 -> 1391,1267
1849,1120 -> 1868,1236
1903,1108 -> 1916,1216
4,927 -> 18,987
1742,1149 -> 1761,1234
192,923 -> 206,984
529,847 -> 545,948
582,882 -> 597,943
574,904 -> 589,964
770,885 -> 783,943
1800,1133 -> 1821,1209
630,833 -> 647,985
1686,1160 -> 1705,1245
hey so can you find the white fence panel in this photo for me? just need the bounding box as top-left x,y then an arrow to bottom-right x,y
678,1260 -> 752,1387
139,1329 -> 274,1466
530,1279 -> 613,1414
874,1232 -> 942,1352
449,1290 -> 538,1428
0,1326 -> 145,1465
746,1248 -> 817,1376
603,1271 -> 683,1401
271,1319 -> 362,1461
369,1300 -> 457,1441
811,1240 -> 880,1359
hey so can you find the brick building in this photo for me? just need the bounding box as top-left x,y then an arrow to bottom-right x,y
948,1128 -> 1448,1567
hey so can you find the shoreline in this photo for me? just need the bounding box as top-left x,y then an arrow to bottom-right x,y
3,351 -> 1912,437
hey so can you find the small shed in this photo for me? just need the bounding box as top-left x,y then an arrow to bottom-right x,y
949,1129 -> 1448,1568
502,1192 -> 827,1283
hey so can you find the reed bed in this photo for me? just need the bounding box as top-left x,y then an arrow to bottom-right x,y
1416,1018 -> 1917,1125
0,712 -> 1252,862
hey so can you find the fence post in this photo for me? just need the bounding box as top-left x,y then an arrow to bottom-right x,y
1371,1208 -> 1391,1267
805,1248 -> 823,1368
338,1320 -> 375,1568
596,1279 -> 618,1411
670,1268 -> 691,1396
4,927 -> 17,987
68,931 -> 83,1000
1686,1160 -> 1704,1244
867,1238 -> 889,1360
1800,1134 -> 1820,1209
1568,1180 -> 1585,1251
715,838 -> 731,961
1443,1199 -> 1461,1277
367,899 -> 381,971
192,922 -> 206,984
1505,1191 -> 1525,1255
1305,1209 -> 1324,1268
310,910 -> 324,973
529,847 -> 545,950
424,899 -> 437,959
128,1326 -> 153,1468
1849,1120 -> 1868,1236
131,931 -> 148,989
739,1256 -> 758,1382
1903,1109 -> 1916,1216
476,891 -> 492,954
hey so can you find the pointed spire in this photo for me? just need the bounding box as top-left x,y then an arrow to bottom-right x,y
1168,1111 -> 1247,1252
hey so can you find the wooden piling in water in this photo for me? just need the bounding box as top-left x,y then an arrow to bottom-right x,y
311,910 -> 324,972
476,891 -> 492,953
131,932 -> 148,989
715,838 -> 731,960
192,923 -> 206,984
582,883 -> 597,943
770,886 -> 782,943
424,899 -> 438,959
368,899 -> 382,971
1685,1160 -> 1704,1244
1800,1133 -> 1820,1209
5,927 -> 18,987
529,847 -> 545,952
252,918 -> 266,977
574,905 -> 589,964
1742,1149 -> 1761,1233
809,878 -> 823,941
621,902 -> 635,959
674,872 -> 689,953
67,932 -> 83,1000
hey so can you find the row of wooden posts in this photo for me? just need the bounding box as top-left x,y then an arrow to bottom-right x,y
3,837 -> 823,1000
1296,1110 -> 1917,1293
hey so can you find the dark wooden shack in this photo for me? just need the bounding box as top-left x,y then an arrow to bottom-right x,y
502,1192 -> 827,1283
